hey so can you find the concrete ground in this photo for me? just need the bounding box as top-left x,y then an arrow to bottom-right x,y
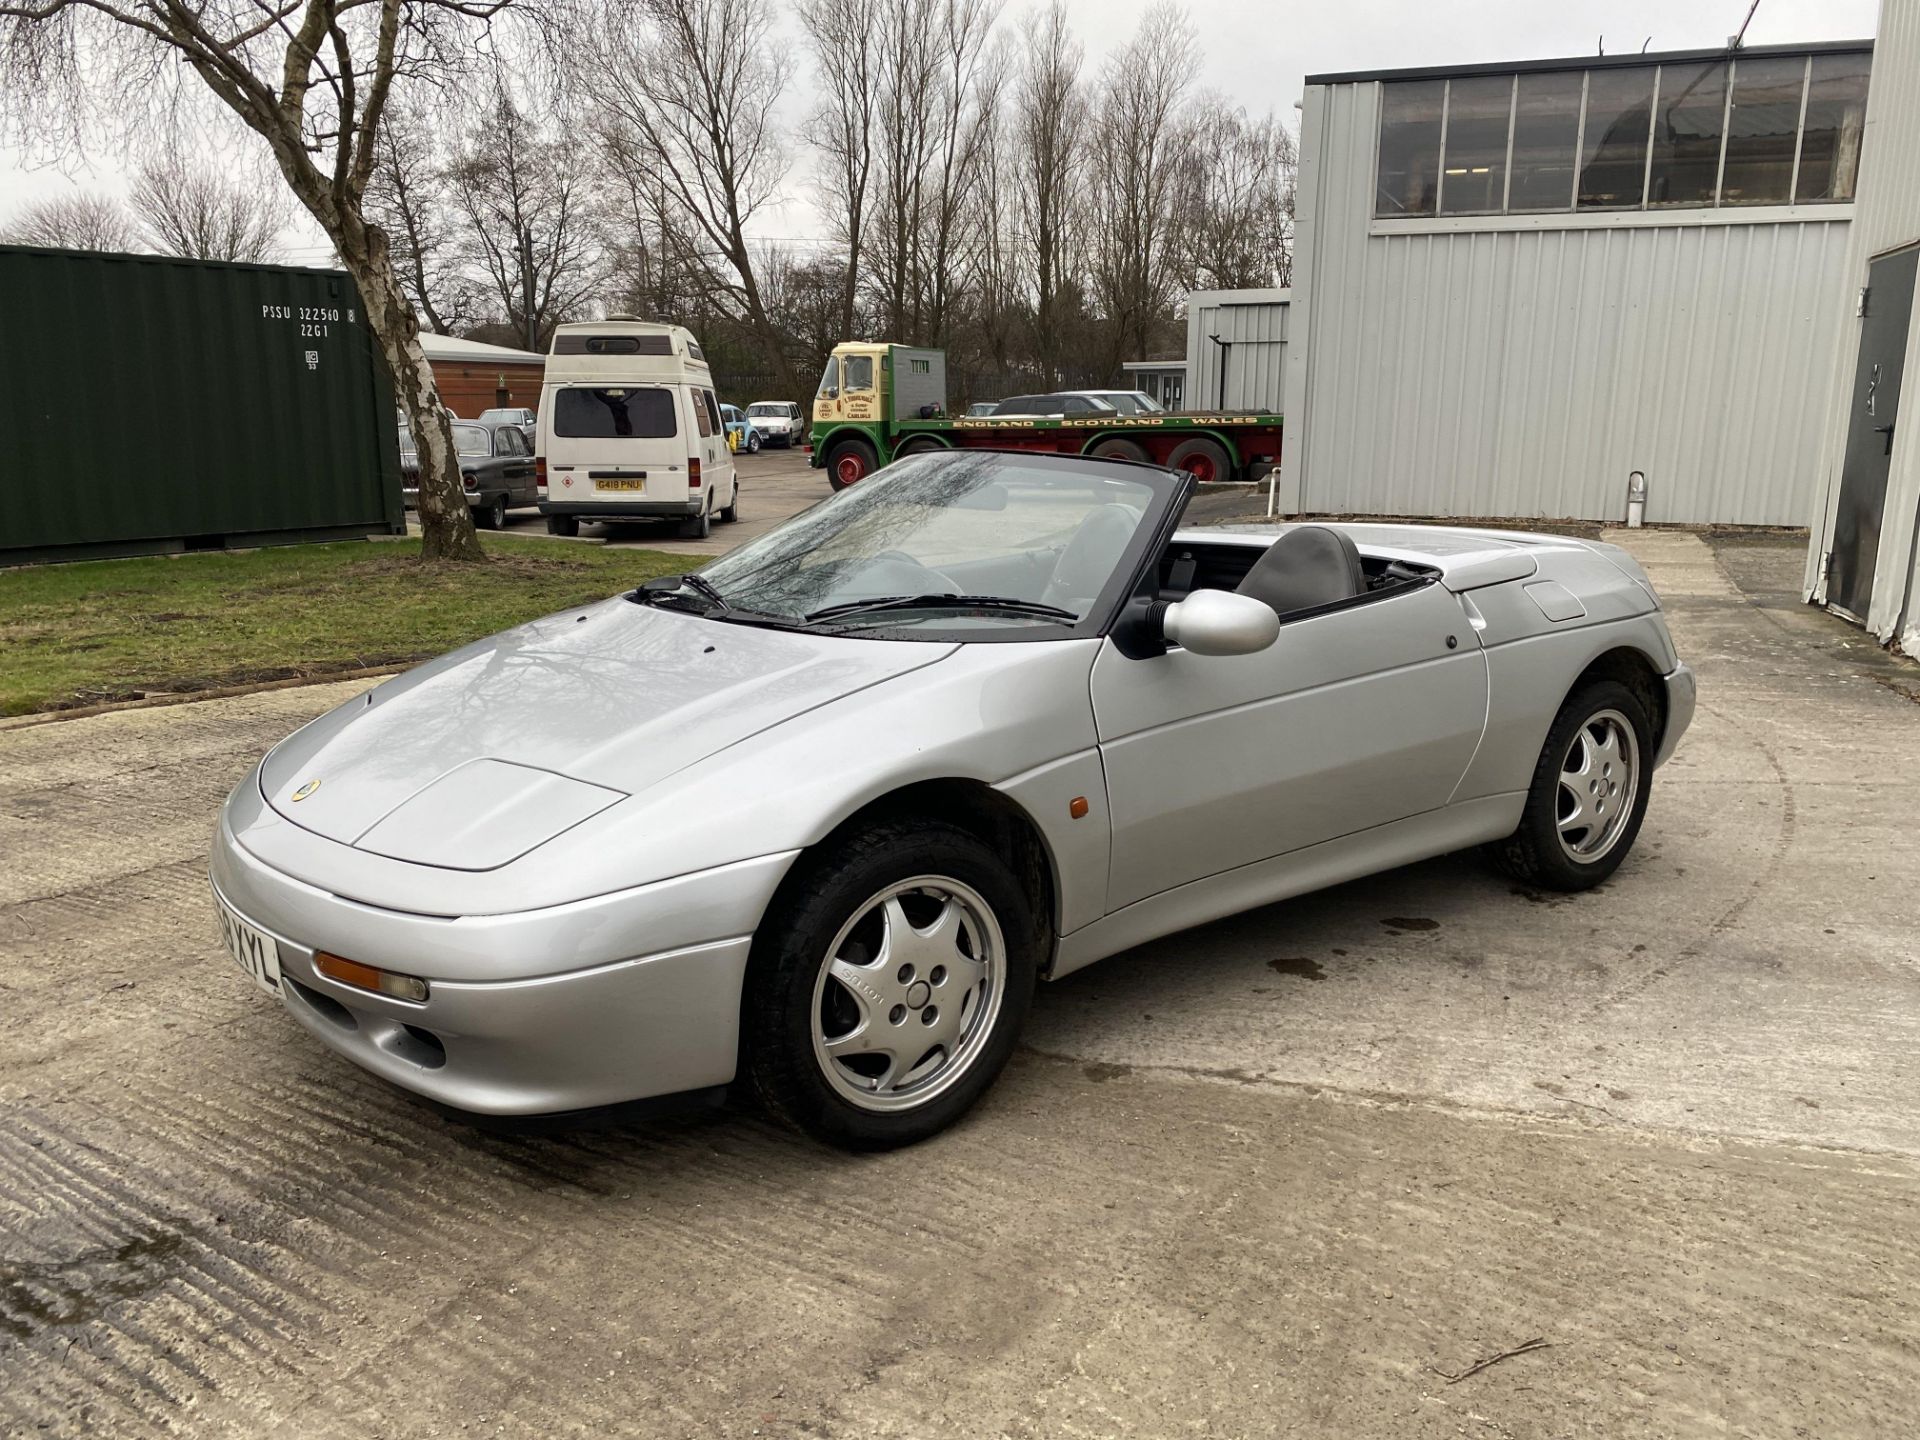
3,528 -> 1919,1438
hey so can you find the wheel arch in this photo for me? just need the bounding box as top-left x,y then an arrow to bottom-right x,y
1567,646 -> 1668,752
759,777 -> 1061,963
817,423 -> 887,463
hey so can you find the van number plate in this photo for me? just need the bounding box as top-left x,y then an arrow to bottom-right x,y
597,478 -> 645,492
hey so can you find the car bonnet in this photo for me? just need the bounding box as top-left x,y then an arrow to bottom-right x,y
258,600 -> 954,870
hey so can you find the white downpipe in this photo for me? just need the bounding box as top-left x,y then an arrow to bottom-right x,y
1626,470 -> 1648,529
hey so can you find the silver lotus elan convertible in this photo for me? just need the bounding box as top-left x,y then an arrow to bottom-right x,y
211,451 -> 1694,1147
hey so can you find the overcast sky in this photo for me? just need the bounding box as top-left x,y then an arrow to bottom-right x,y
0,0 -> 1880,267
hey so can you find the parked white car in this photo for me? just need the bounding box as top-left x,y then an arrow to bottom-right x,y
746,400 -> 805,447
537,317 -> 740,540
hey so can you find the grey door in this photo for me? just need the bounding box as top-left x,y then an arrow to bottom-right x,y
1830,247 -> 1918,620
1089,581 -> 1488,913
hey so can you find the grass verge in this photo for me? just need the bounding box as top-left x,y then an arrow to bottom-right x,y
1,535 -> 689,716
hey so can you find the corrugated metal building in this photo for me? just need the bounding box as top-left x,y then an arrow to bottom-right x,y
1280,40 -> 1872,525
1803,2 -> 1920,651
419,333 -> 545,418
1184,290 -> 1289,412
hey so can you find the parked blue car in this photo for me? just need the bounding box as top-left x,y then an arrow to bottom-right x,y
719,403 -> 762,454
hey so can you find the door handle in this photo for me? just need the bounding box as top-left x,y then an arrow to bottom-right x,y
1875,422 -> 1896,456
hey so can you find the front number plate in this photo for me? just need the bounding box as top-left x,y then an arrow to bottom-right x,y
215,892 -> 282,995
596,478 -> 646,492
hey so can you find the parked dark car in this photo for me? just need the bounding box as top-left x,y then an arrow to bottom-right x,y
990,393 -> 1121,418
478,406 -> 538,448
400,421 -> 538,529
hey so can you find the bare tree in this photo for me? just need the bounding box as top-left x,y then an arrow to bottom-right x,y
130,150 -> 290,261
0,190 -> 140,250
1088,2 -> 1194,371
917,0 -> 996,347
1175,99 -> 1298,290
961,38 -> 1020,392
365,96 -> 477,334
588,0 -> 799,397
797,0 -> 875,340
0,0 -> 516,559
1013,0 -> 1085,387
447,85 -> 600,351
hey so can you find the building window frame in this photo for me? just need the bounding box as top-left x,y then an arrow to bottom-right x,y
1369,50 -> 1867,228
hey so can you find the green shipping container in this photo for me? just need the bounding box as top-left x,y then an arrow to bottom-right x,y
1,245 -> 405,562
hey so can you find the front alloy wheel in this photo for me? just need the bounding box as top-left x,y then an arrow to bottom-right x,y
1491,679 -> 1653,891
811,879 -> 1006,1113
745,819 -> 1040,1148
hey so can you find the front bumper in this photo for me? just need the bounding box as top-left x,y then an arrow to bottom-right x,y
1655,662 -> 1696,768
210,802 -> 783,1116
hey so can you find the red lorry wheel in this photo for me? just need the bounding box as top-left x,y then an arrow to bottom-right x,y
1168,436 -> 1232,484
828,437 -> 878,490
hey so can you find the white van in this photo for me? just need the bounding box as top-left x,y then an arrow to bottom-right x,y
537,317 -> 740,539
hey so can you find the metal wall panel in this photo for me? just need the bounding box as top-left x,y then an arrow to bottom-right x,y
1804,2 -> 1920,648
1184,290 -> 1288,412
1284,80 -> 1855,526
1,246 -> 402,559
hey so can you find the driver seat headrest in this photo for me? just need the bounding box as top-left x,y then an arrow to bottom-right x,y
1235,525 -> 1366,617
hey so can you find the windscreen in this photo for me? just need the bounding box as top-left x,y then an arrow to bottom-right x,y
698,452 -> 1159,628
553,386 -> 678,439
747,403 -> 786,417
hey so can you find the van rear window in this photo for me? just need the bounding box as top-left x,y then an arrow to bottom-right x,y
553,387 -> 678,439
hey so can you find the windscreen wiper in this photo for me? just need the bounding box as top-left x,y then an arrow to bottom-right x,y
803,593 -> 1080,626
629,574 -> 795,626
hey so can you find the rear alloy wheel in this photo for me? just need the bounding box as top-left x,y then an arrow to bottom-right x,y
745,820 -> 1041,1149
546,514 -> 580,538
1167,436 -> 1232,485
1088,436 -> 1150,464
1491,679 -> 1653,891
477,495 -> 506,530
747,431 -> 762,453
827,436 -> 878,491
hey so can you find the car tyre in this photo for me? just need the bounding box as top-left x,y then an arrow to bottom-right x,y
1491,679 -> 1653,892
719,483 -> 740,523
477,495 -> 506,530
684,499 -> 712,540
747,431 -> 762,453
826,436 -> 878,491
546,514 -> 580,538
744,819 -> 1042,1150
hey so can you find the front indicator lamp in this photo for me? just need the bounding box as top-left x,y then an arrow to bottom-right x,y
314,952 -> 430,1004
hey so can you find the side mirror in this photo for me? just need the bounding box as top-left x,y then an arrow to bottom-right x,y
1161,589 -> 1279,656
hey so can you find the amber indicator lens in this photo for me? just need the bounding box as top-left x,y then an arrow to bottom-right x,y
314,952 -> 430,1004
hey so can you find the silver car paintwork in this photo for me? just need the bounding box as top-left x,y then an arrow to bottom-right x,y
210,518 -> 1694,1115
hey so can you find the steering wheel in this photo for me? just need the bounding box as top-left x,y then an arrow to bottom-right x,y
858,551 -> 959,593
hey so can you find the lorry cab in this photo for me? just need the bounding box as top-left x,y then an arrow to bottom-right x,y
537,316 -> 739,539
813,343 -> 888,431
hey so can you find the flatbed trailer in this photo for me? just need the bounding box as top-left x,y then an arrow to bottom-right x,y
807,341 -> 1282,489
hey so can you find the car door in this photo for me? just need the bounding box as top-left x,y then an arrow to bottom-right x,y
495,426 -> 535,503
1091,578 -> 1489,912
699,388 -> 736,510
